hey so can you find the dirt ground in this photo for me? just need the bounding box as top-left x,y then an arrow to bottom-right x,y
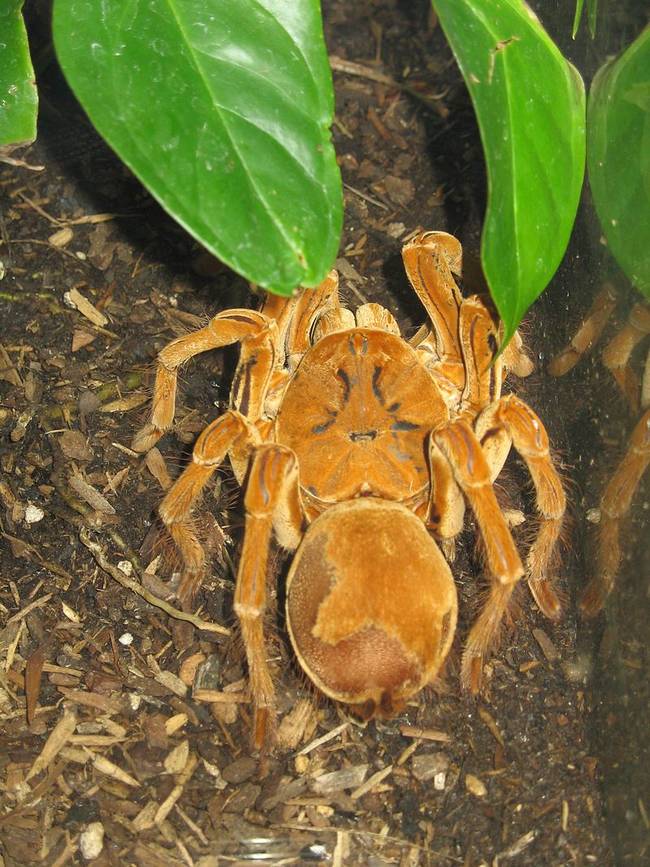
1,1 -> 647,865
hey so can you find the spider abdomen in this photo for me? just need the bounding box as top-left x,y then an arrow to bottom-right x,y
286,498 -> 457,714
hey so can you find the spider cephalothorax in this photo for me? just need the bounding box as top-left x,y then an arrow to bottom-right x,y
133,231 -> 566,748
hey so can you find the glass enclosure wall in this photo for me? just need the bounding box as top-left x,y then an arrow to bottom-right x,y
537,4 -> 649,863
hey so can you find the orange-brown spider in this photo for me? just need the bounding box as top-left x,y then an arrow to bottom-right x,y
549,284 -> 650,614
133,232 -> 566,748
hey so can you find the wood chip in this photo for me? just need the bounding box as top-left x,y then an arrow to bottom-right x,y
57,688 -> 121,713
100,393 -> 148,413
276,698 -> 318,750
61,601 -> 80,623
68,474 -> 116,515
69,735 -> 125,747
49,227 -> 73,248
350,764 -> 393,800
311,764 -> 368,795
399,724 -> 450,742
144,447 -> 173,491
465,773 -> 487,798
192,688 -> 248,704
178,652 -> 205,687
26,706 -> 77,781
133,800 -> 159,832
164,740 -> 190,775
296,722 -> 349,756
155,784 -> 183,826
6,593 -> 52,625
148,655 -> 188,697
0,343 -> 23,387
92,754 -> 140,787
533,627 -> 560,662
71,329 -> 97,352
165,713 -> 189,736
479,707 -> 505,747
25,646 -> 45,725
495,829 -> 537,860
64,288 -> 108,327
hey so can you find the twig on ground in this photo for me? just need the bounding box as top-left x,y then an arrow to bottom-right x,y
79,528 -> 230,636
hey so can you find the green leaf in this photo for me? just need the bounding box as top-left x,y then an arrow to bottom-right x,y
572,0 -> 599,40
587,27 -> 650,298
52,0 -> 342,295
0,0 -> 38,148
572,0 -> 585,40
432,0 -> 586,343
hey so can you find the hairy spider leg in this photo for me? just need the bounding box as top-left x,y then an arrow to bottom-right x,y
581,407 -> 650,615
601,302 -> 650,413
475,395 -> 566,620
132,310 -> 279,453
158,411 -> 256,603
547,282 -> 618,377
457,297 -> 499,419
433,419 -> 524,691
402,232 -> 466,391
234,444 -> 304,750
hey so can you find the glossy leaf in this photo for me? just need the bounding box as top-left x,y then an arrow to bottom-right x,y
588,27 -> 650,297
433,0 -> 586,342
572,0 -> 598,39
0,0 -> 38,147
52,0 -> 342,295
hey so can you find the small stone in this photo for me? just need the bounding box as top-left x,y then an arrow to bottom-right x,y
117,560 -> 133,576
222,782 -> 261,813
79,821 -> 104,860
118,632 -> 134,646
59,429 -> 94,462
434,771 -> 446,791
24,504 -> 44,524
221,756 -> 257,784
386,221 -> 406,239
411,752 -> 449,783
465,773 -> 487,798
382,175 -> 415,206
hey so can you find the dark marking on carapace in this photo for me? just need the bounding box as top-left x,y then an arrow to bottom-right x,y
391,419 -> 420,432
349,429 -> 378,442
372,366 -> 384,405
312,414 -> 337,435
336,368 -> 351,403
388,401 -> 401,413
